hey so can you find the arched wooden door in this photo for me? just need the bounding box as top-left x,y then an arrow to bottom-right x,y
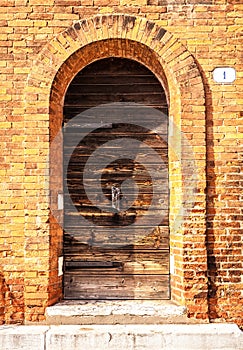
63,57 -> 170,299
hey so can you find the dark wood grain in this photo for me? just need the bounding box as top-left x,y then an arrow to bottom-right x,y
63,57 -> 169,300
64,226 -> 169,249
65,251 -> 169,275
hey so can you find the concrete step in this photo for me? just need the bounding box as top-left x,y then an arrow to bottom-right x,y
44,300 -> 193,325
0,324 -> 242,350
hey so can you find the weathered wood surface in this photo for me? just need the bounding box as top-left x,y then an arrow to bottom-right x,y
63,57 -> 169,299
64,199 -> 169,211
66,82 -> 167,94
64,107 -> 169,121
63,124 -> 168,138
65,250 -> 169,275
64,226 -> 169,249
64,225 -> 169,240
64,212 -> 169,228
64,274 -> 170,300
65,93 -> 166,106
64,58 -> 168,119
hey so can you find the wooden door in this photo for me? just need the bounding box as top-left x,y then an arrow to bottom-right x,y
63,58 -> 170,299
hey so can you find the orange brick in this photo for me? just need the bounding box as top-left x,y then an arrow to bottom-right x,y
0,3 -> 242,328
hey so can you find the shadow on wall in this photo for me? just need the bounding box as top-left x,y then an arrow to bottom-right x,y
200,61 -> 220,322
0,270 -> 6,324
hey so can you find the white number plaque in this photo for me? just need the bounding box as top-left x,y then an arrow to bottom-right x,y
213,67 -> 236,83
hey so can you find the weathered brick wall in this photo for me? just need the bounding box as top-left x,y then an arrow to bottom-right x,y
0,0 -> 242,326
0,273 -> 5,325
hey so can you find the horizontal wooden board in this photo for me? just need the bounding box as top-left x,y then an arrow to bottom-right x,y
74,62 -> 156,74
64,199 -> 168,211
64,205 -> 168,213
63,117 -> 168,130
65,179 -> 168,189
64,125 -> 168,135
64,206 -> 168,216
65,93 -> 166,106
65,182 -> 168,194
64,250 -> 169,275
64,225 -> 169,238
64,211 -> 169,228
64,225 -> 169,249
65,172 -> 168,184
65,190 -> 168,199
64,141 -> 168,152
64,274 -> 170,299
70,75 -> 161,85
64,205 -> 168,214
65,151 -> 168,162
64,132 -> 168,148
64,241 -> 169,251
64,107 -> 169,121
64,144 -> 168,153
67,83 -> 167,95
65,180 -> 168,190
65,167 -> 168,178
64,127 -> 168,136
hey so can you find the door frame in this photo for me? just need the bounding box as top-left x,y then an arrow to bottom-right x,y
25,14 -> 208,319
62,57 -> 170,300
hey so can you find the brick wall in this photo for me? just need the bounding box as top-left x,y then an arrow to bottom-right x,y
0,1 -> 242,326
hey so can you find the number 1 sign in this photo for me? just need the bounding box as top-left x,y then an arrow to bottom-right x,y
213,67 -> 236,83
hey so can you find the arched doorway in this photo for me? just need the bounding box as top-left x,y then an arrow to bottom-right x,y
25,15 -> 208,320
63,57 -> 170,299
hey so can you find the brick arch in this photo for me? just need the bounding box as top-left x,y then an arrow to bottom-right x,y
24,14 -> 208,321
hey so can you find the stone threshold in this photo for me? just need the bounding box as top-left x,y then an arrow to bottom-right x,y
0,324 -> 242,350
42,300 -> 202,325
